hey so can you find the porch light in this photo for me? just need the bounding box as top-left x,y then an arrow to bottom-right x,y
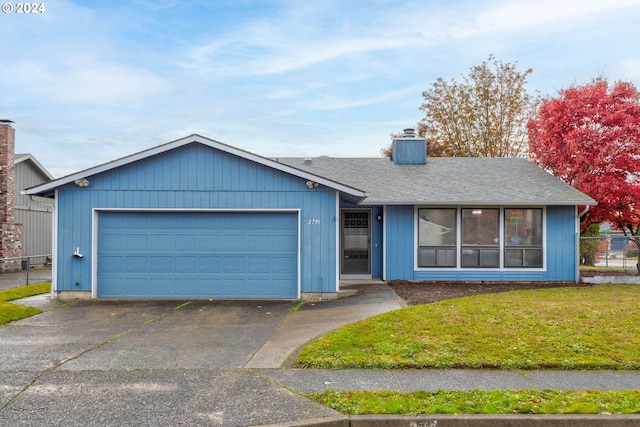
74,178 -> 90,187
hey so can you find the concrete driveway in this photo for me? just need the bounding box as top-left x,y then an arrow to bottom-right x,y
0,282 -> 404,426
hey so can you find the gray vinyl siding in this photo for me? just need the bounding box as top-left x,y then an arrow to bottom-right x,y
14,158 -> 53,260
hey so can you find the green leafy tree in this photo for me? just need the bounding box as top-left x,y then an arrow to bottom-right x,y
382,55 -> 538,158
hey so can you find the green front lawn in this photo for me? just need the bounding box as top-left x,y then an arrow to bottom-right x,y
308,389 -> 640,415
301,284 -> 640,415
295,284 -> 640,370
0,283 -> 51,325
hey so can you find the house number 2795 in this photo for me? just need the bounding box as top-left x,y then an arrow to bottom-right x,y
307,219 -> 321,225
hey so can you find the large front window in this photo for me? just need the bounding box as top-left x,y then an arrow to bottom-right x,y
417,207 -> 544,269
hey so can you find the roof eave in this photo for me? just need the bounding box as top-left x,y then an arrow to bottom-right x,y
359,200 -> 597,206
23,134 -> 367,199
15,154 -> 55,180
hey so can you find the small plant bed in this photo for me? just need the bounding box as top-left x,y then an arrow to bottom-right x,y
295,284 -> 640,369
307,389 -> 640,415
0,283 -> 51,326
388,280 -> 588,305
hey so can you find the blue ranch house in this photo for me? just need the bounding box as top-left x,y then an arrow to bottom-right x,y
25,130 -> 595,300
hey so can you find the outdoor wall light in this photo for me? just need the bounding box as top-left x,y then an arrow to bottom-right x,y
74,178 -> 90,187
73,247 -> 84,258
306,181 -> 319,189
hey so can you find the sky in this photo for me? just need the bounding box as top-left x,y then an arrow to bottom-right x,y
2,0 -> 640,178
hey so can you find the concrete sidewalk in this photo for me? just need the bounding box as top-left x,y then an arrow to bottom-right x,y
259,368 -> 640,393
0,267 -> 51,291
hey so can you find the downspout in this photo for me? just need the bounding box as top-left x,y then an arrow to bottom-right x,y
577,205 -> 590,219
576,205 -> 590,283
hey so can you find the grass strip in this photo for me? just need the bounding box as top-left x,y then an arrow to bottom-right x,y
0,283 -> 51,326
307,389 -> 640,415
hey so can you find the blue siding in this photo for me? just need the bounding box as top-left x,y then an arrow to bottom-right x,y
392,140 -> 427,164
546,205 -> 578,281
384,205 -> 414,280
55,143 -> 338,296
385,205 -> 578,282
370,206 -> 383,278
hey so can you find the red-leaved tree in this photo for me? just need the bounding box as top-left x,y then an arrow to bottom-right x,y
527,78 -> 640,272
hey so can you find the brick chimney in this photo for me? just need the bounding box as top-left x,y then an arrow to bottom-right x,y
0,120 -> 22,271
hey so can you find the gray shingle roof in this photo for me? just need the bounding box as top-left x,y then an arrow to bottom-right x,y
274,157 -> 595,206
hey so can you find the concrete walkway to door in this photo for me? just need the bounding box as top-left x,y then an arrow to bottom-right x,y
245,280 -> 404,368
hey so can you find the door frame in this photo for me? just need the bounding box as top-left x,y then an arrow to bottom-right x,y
340,208 -> 372,279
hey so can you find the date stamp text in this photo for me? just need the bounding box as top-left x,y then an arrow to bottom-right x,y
2,2 -> 45,14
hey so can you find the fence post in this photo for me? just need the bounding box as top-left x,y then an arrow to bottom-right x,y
25,257 -> 30,286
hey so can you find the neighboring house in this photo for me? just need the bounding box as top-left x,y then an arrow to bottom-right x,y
25,130 -> 595,300
15,154 -> 54,264
0,121 -> 54,271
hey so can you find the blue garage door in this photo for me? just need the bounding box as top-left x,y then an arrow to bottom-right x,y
97,211 -> 298,299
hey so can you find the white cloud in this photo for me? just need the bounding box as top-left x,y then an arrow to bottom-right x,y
9,61 -> 167,104
455,0 -> 640,38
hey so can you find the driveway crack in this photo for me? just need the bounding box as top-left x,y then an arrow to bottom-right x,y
0,301 -> 193,412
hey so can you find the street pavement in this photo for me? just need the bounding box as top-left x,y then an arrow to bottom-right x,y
2,271 -> 639,426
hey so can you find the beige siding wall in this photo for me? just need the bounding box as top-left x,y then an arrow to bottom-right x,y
14,159 -> 53,260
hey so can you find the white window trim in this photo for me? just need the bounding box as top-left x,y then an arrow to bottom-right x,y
414,206 -> 547,272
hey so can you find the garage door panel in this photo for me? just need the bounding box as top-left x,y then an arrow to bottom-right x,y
100,256 -> 124,273
174,279 -> 198,296
149,256 -> 173,272
101,234 -> 126,251
198,256 -> 222,273
248,257 -> 270,274
154,278 -> 174,296
249,235 -> 271,251
98,211 -> 298,299
198,235 -> 221,251
222,234 -> 247,251
175,256 -> 198,272
272,256 -> 296,273
149,234 -> 173,249
125,256 -> 147,273
222,256 -> 246,273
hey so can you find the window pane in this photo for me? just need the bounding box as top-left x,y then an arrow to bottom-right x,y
480,248 -> 499,266
418,209 -> 456,246
418,247 -> 437,266
461,209 -> 499,246
505,209 -> 542,246
524,248 -> 543,267
461,248 -> 479,266
438,248 -> 456,266
418,247 -> 456,267
505,248 -> 523,267
461,248 -> 499,267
